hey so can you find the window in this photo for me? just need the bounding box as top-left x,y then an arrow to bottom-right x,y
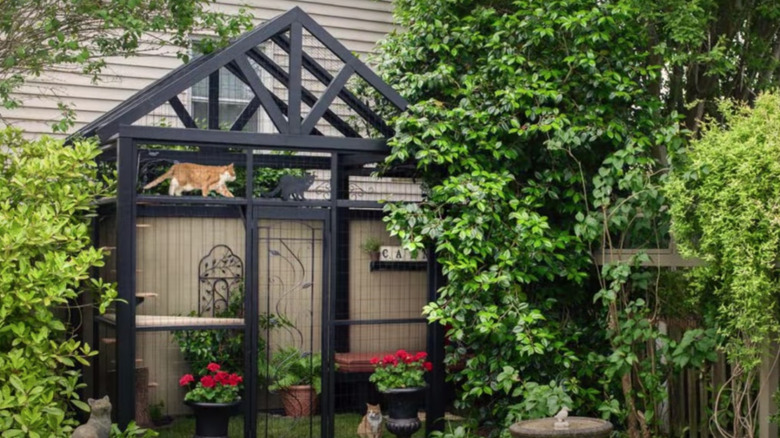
191,69 -> 261,132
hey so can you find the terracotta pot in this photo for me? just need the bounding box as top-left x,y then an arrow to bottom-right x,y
185,399 -> 240,438
382,387 -> 426,438
281,385 -> 318,417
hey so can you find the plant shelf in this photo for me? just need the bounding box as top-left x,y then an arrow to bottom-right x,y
369,261 -> 426,271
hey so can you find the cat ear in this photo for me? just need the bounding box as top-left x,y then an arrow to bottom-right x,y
88,398 -> 95,405
102,395 -> 110,402
228,163 -> 234,169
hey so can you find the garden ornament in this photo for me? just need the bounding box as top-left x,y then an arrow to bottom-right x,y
71,395 -> 111,438
554,406 -> 570,429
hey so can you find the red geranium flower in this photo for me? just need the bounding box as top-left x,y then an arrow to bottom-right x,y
214,371 -> 229,384
383,354 -> 397,365
414,352 -> 427,361
227,373 -> 243,386
179,374 -> 194,386
200,375 -> 216,388
370,357 -> 379,365
423,361 -> 433,371
396,349 -> 409,358
206,362 -> 221,372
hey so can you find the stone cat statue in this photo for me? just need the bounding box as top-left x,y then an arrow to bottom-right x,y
143,163 -> 236,197
357,403 -> 383,438
262,173 -> 315,201
72,396 -> 111,438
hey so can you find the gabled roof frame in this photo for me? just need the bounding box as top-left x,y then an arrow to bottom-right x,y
69,7 -> 407,150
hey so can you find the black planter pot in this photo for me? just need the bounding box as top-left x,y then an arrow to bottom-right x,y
185,399 -> 241,438
382,387 -> 426,438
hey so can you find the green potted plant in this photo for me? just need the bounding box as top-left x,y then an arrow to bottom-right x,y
259,347 -> 322,417
369,350 -> 431,437
361,237 -> 382,262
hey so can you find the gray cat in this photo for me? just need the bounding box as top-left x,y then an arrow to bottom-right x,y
263,173 -> 315,201
72,396 -> 111,438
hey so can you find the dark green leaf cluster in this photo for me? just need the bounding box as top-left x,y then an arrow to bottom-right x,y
376,0 -> 681,430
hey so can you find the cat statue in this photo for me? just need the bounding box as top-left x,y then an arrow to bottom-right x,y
262,173 -> 315,201
143,163 -> 236,197
357,403 -> 383,438
71,396 -> 111,438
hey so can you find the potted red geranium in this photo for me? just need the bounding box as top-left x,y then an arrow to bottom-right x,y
179,362 -> 242,437
369,350 -> 432,438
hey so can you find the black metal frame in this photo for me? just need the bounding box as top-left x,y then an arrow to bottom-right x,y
80,7 -> 446,437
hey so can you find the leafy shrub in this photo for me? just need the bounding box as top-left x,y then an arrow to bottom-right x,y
110,420 -> 158,437
260,347 -> 323,395
0,128 -> 116,436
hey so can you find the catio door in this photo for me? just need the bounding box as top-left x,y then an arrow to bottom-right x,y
255,210 -> 329,438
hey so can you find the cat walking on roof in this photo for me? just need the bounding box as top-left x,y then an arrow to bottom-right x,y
143,163 -> 236,197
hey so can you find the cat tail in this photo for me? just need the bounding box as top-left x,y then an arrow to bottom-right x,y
143,168 -> 174,190
261,186 -> 281,198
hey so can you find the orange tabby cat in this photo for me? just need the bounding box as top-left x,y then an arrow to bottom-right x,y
143,163 -> 236,197
357,403 -> 383,438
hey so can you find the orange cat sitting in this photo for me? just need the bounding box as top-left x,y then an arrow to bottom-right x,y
357,403 -> 383,438
143,163 -> 236,197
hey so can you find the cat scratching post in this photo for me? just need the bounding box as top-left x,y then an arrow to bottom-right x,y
135,367 -> 152,427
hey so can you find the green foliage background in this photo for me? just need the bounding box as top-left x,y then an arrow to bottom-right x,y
666,94 -> 780,434
0,128 -> 116,436
373,0 -> 780,436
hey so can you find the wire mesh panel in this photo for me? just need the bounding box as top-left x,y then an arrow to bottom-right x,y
257,218 -> 325,438
332,216 -> 429,435
130,214 -> 247,434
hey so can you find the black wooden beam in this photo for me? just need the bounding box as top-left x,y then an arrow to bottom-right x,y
119,125 -> 389,153
246,47 -> 360,138
234,57 -> 288,133
93,10 -> 295,141
302,65 -> 353,135
244,149 -> 259,438
208,71 -> 220,130
138,148 -> 331,169
230,97 -> 261,132
115,137 -> 137,429
272,34 -> 392,138
225,60 -> 325,137
295,11 -> 408,111
426,249 -> 446,435
168,96 -> 198,128
288,21 -> 303,134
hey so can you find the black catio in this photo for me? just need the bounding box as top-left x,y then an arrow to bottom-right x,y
68,7 -> 448,438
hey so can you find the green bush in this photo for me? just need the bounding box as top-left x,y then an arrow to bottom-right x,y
0,128 -> 116,436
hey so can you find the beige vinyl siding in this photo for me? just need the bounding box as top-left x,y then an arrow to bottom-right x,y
3,0 -> 394,137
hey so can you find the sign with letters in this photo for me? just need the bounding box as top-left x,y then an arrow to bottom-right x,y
379,246 -> 428,262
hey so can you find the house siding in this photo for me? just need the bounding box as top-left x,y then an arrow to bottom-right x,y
3,0 -> 394,137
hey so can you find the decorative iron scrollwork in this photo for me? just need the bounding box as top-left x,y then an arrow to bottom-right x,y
198,245 -> 244,316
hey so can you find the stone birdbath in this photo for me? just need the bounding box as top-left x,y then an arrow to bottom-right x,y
509,410 -> 612,438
